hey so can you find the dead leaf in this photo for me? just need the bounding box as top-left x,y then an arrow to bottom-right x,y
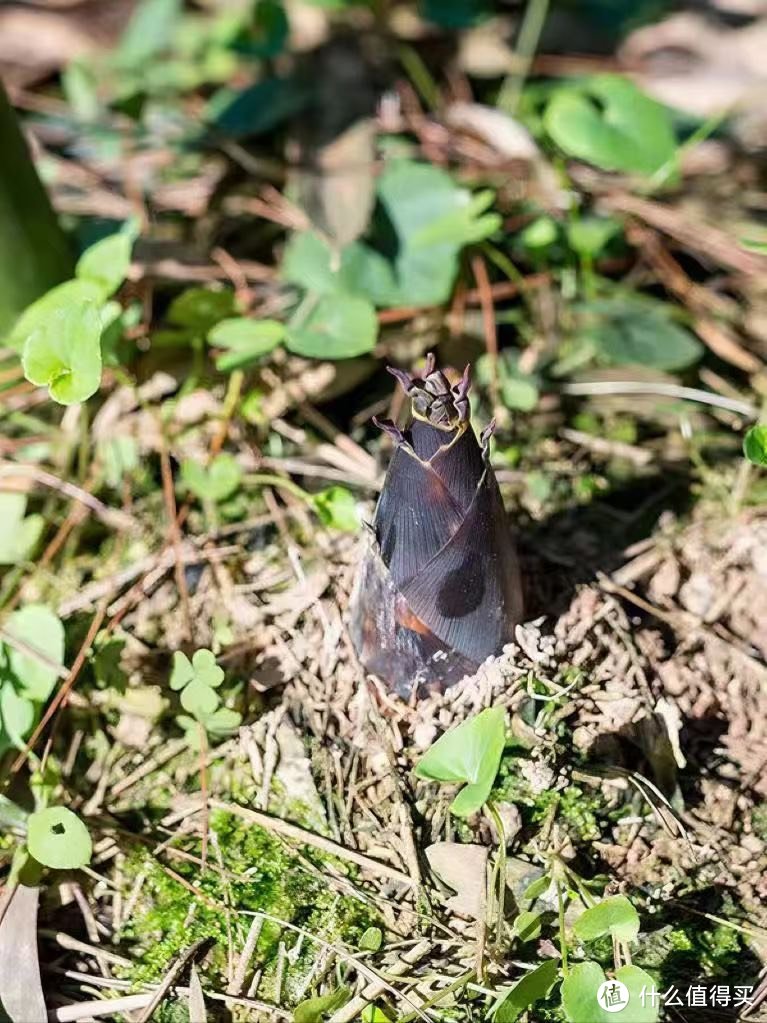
188,964 -> 207,1023
425,842 -> 488,920
0,884 -> 47,1023
446,103 -> 540,162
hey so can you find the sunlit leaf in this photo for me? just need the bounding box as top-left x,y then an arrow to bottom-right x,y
0,493 -> 44,566
414,707 -> 506,816
490,958 -> 559,1022
561,961 -> 659,1023
181,453 -> 242,502
545,75 -> 676,176
573,895 -> 640,943
743,424 -> 767,467
312,487 -> 360,531
286,293 -> 377,359
27,807 -> 92,870
3,604 -> 65,703
22,301 -> 102,405
209,317 -> 285,371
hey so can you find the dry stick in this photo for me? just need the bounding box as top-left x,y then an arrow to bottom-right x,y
0,463 -> 135,531
328,938 -> 433,1023
136,938 -> 210,1023
559,380 -> 759,420
207,799 -> 414,887
470,252 -> 500,404
159,441 -> 193,642
227,914 -> 264,996
9,602 -> 107,775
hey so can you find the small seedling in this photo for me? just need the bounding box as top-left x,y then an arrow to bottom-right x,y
414,706 -> 506,817
743,424 -> 767,467
181,453 -> 243,504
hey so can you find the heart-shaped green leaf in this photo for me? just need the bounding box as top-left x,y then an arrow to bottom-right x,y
561,962 -> 659,1023
75,226 -> 137,299
414,706 -> 506,817
22,300 -> 103,405
573,895 -> 640,944
545,75 -> 676,176
0,683 -> 35,751
27,806 -> 92,870
312,487 -> 359,531
181,453 -> 242,502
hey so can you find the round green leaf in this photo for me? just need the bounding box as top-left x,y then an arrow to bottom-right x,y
167,287 -> 235,330
545,75 -> 676,176
573,895 -> 640,944
180,680 -> 220,717
181,453 -> 242,502
0,683 -> 35,750
27,807 -> 92,870
562,962 -> 659,1023
8,279 -> 104,352
743,424 -> 767,467
4,604 -> 65,702
286,293 -> 377,360
22,300 -> 103,405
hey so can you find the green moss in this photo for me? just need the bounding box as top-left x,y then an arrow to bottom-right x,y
637,919 -> 758,990
751,803 -> 767,841
117,809 -> 377,1002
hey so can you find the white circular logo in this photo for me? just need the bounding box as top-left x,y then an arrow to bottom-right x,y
596,980 -> 630,1013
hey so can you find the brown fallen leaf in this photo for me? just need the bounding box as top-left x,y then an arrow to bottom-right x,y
425,842 -> 488,920
0,884 -> 47,1023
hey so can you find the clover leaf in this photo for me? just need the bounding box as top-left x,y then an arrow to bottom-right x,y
414,706 -> 506,817
181,453 -> 242,503
573,895 -> 640,944
561,962 -> 659,1023
170,649 -> 225,719
208,317 -> 285,371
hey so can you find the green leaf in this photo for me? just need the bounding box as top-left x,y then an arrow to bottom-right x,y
75,227 -> 137,299
377,161 -> 498,306
170,649 -> 225,722
116,0 -> 182,68
0,493 -> 44,565
567,217 -> 620,259
359,926 -> 383,952
181,453 -> 242,502
169,651 -> 195,691
22,300 -> 102,405
561,962 -> 659,1023
545,75 -> 676,176
177,707 -> 242,749
577,297 -> 702,371
574,895 -> 640,944
3,604 -> 65,702
414,707 -> 506,817
208,317 -> 285,371
312,487 -> 359,531
286,293 -> 377,360
100,436 -> 139,488
282,232 -> 400,308
522,874 -> 552,903
512,909 -> 544,943
0,683 -> 35,750
167,288 -> 236,331
490,958 -> 559,1022
27,807 -> 92,870
8,279 -> 105,352
294,987 -> 351,1023
743,424 -> 767,467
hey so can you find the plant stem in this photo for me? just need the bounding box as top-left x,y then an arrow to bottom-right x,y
0,79 -> 73,334
497,0 -> 551,114
557,878 -> 569,977
486,801 -> 508,948
245,473 -> 313,505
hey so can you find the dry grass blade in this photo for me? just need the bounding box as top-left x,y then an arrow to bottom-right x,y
136,938 -> 211,1023
0,885 -> 47,1023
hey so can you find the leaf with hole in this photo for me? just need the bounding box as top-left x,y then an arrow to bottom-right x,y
574,895 -> 640,944
490,958 -> 559,1022
0,493 -> 44,566
208,317 -> 285,371
286,292 -> 377,360
181,453 -> 242,503
22,300 -> 103,405
414,706 -> 506,816
2,604 -> 65,703
27,807 -> 92,870
744,425 -> 767,467
544,75 -> 676,176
